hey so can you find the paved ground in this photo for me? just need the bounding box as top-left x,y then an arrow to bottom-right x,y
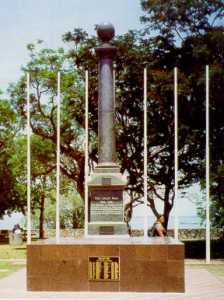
0,266 -> 223,299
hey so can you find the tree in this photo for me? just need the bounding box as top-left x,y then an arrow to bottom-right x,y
7,6 -> 224,231
30,134 -> 55,238
63,28 -> 206,228
7,44 -> 89,235
0,99 -> 26,217
9,45 -> 86,198
29,180 -> 84,233
180,28 -> 224,228
140,0 -> 224,227
6,30 -> 202,230
140,0 -> 224,42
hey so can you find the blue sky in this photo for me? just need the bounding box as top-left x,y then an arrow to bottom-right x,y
0,0 -> 142,93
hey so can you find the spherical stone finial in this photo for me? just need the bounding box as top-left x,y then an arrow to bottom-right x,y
97,22 -> 115,43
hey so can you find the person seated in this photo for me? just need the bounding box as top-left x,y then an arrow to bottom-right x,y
12,224 -> 22,234
152,215 -> 167,237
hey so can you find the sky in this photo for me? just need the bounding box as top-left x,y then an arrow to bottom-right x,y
0,0 -> 200,223
133,183 -> 202,217
0,0 -> 142,93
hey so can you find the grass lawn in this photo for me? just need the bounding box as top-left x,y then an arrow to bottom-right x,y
0,243 -> 26,259
0,244 -> 26,279
0,261 -> 25,279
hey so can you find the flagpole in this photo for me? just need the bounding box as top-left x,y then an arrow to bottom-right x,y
206,65 -> 210,263
84,70 -> 89,238
27,73 -> 31,245
174,67 -> 179,240
143,68 -> 148,239
56,72 -> 61,243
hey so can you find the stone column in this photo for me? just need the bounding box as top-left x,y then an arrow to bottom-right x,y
96,23 -> 117,165
88,23 -> 127,236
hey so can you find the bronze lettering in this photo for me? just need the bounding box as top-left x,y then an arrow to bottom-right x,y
88,257 -> 120,281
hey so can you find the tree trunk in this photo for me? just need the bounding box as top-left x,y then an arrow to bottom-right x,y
39,193 -> 45,239
124,201 -> 133,236
163,185 -> 173,230
77,163 -> 85,199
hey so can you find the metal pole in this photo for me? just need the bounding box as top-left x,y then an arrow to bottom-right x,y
27,73 -> 31,245
206,65 -> 210,263
174,67 -> 179,240
56,72 -> 61,243
143,68 -> 148,239
84,70 -> 89,237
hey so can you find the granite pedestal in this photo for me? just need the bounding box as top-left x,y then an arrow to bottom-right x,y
27,237 -> 184,292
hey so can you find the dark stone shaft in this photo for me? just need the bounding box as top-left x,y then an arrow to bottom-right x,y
98,56 -> 116,163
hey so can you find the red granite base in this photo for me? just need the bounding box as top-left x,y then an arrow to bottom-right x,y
27,237 -> 184,292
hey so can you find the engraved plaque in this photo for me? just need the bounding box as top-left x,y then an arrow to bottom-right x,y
102,177 -> 111,185
99,226 -> 114,235
90,189 -> 123,222
89,257 -> 120,281
92,189 -> 122,202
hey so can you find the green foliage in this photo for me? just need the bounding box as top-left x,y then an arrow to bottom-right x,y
3,42 -> 87,233
139,1 -> 224,227
60,189 -> 84,229
72,206 -> 84,229
62,27 -> 207,226
180,28 -> 224,228
197,165 -> 224,229
28,184 -> 84,230
140,0 -> 224,41
8,43 -> 86,198
210,165 -> 224,228
0,100 -> 26,217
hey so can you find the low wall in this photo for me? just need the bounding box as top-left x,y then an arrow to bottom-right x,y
0,230 -> 9,243
168,228 -> 224,241
1,228 -> 223,242
130,228 -> 224,241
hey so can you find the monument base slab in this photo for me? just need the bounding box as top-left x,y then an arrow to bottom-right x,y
27,237 -> 184,292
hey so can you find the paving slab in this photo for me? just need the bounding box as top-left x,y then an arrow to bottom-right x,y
0,266 -> 223,299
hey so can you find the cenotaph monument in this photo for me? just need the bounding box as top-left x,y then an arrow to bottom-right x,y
27,22 -> 185,293
88,23 -> 127,235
